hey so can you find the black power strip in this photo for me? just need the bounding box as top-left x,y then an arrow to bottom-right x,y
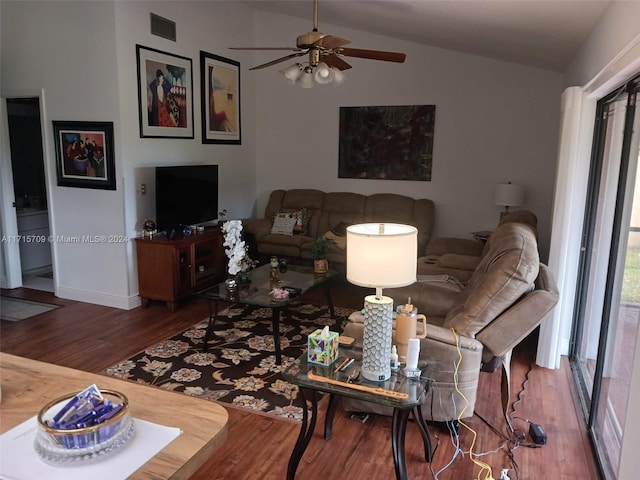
529,423 -> 547,445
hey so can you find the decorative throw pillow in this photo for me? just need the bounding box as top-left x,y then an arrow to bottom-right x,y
273,208 -> 309,235
323,230 -> 347,250
330,221 -> 351,237
270,215 -> 297,235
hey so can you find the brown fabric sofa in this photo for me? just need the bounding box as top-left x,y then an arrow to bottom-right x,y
243,189 -> 435,264
341,219 -> 559,424
417,210 -> 539,282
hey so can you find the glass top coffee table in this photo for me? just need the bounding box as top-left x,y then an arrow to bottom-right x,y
198,263 -> 337,364
282,348 -> 434,480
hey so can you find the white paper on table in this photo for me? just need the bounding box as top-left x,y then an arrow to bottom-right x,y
0,417 -> 182,480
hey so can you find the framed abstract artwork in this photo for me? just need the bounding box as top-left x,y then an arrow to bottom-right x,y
136,44 -> 194,139
200,51 -> 241,144
338,105 -> 436,181
53,121 -> 116,190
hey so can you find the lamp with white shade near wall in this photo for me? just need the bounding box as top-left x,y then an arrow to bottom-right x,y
346,223 -> 417,382
494,182 -> 525,220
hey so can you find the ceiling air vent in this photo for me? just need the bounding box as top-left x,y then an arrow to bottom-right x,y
150,13 -> 176,42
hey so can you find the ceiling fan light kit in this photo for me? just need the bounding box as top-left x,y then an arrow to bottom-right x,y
230,0 -> 406,89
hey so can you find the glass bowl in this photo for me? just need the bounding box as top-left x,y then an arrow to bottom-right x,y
34,389 -> 135,466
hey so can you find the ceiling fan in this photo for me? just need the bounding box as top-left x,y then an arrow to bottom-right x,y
229,0 -> 406,86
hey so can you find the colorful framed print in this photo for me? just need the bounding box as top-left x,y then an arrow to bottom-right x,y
53,121 -> 116,190
136,45 -> 194,139
200,51 -> 241,144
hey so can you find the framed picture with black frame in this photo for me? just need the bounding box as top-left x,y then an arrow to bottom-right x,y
200,51 -> 241,144
338,105 -> 436,181
53,121 -> 116,190
136,44 -> 194,139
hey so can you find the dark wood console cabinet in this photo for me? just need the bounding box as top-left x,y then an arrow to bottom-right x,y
135,229 -> 225,312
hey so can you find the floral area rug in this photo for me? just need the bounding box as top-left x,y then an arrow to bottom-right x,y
103,303 -> 353,422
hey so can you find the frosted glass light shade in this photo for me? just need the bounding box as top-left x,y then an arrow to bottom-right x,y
331,68 -> 346,86
280,64 -> 302,84
494,183 -> 525,207
346,223 -> 417,289
298,68 -> 314,88
314,62 -> 333,84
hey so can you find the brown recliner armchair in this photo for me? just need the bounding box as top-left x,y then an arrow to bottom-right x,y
341,220 -> 559,425
418,210 -> 539,283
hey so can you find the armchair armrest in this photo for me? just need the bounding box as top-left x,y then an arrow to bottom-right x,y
421,323 -> 483,352
475,264 -> 559,358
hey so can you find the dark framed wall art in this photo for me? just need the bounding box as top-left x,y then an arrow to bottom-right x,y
200,51 -> 241,144
136,44 -> 194,139
53,121 -> 116,190
338,105 -> 436,181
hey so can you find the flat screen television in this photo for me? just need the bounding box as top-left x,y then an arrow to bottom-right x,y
155,165 -> 219,232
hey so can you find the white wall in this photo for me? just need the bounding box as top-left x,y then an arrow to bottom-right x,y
0,1 -> 257,308
112,1 -> 258,305
245,10 -> 564,260
1,1 -> 130,307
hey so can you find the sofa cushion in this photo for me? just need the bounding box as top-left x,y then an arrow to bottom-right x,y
442,222 -> 539,337
316,192 -> 367,236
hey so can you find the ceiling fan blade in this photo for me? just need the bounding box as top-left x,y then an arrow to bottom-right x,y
248,51 -> 308,71
322,53 -> 352,71
229,47 -> 302,51
338,47 -> 406,63
314,34 -> 351,50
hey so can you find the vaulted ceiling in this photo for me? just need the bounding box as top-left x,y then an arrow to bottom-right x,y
243,0 -> 611,72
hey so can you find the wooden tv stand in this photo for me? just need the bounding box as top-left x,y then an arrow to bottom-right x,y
135,228 -> 225,312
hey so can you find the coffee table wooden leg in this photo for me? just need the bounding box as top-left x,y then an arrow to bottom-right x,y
203,299 -> 219,353
391,408 -> 410,480
287,387 -> 318,480
272,307 -> 282,364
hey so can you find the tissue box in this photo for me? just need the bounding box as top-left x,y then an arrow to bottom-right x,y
307,329 -> 339,366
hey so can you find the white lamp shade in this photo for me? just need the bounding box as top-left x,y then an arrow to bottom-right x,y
280,64 -> 302,83
298,69 -> 314,88
331,67 -> 346,86
314,62 -> 333,84
346,223 -> 417,289
494,183 -> 525,207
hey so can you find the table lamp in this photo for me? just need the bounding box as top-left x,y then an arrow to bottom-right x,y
494,182 -> 525,220
346,223 -> 417,381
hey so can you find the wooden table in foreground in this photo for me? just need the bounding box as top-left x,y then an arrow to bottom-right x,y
0,353 -> 229,479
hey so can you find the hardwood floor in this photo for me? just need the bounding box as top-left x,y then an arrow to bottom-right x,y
0,283 -> 600,479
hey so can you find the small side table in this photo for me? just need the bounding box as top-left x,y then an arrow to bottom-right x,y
282,349 -> 433,480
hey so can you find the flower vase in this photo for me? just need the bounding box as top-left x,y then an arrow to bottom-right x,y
224,275 -> 238,298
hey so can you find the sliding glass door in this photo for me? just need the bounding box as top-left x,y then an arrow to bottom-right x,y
571,76 -> 640,479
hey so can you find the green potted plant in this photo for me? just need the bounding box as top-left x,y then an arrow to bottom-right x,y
310,237 -> 330,274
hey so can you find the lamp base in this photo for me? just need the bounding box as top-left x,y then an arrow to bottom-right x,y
361,295 -> 393,382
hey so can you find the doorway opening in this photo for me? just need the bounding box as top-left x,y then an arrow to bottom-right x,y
6,97 -> 53,292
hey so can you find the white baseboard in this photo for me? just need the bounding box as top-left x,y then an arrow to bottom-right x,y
56,286 -> 142,310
